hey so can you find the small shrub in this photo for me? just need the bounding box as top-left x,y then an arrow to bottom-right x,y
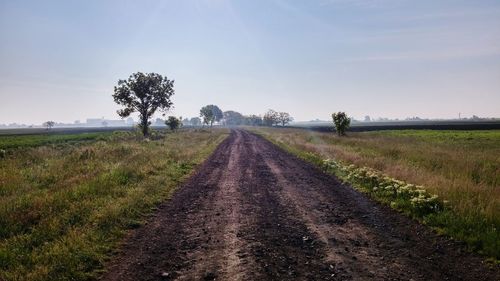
165,116 -> 182,131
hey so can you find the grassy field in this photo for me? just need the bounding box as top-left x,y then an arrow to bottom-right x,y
0,132 -> 113,150
0,129 -> 229,281
253,127 -> 500,260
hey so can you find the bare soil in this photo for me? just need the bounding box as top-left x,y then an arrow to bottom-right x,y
101,129 -> 499,281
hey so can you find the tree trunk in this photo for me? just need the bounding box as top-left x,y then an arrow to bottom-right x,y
141,115 -> 149,137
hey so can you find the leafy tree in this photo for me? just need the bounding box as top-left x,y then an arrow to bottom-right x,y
182,118 -> 190,126
278,112 -> 293,126
263,109 -> 279,126
245,115 -> 263,126
165,116 -> 182,131
190,117 -> 202,127
43,121 -> 55,130
331,112 -> 351,136
200,105 -> 223,127
113,72 -> 174,137
223,110 -> 244,126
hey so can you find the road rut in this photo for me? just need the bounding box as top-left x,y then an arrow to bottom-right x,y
102,129 -> 499,281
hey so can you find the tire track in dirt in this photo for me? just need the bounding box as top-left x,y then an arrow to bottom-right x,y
101,129 -> 499,281
260,140 -> 426,280
175,129 -> 251,280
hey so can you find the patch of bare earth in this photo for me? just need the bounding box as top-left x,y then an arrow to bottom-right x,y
101,129 -> 499,281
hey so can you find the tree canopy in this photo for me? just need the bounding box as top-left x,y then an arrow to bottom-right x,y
113,72 -> 174,136
245,115 -> 263,126
43,121 -> 55,130
263,109 -> 279,126
277,112 -> 293,126
190,117 -> 202,126
223,110 -> 245,126
263,109 -> 292,127
165,116 -> 182,131
332,112 -> 351,136
200,105 -> 223,127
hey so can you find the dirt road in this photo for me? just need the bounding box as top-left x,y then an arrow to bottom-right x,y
102,129 -> 499,281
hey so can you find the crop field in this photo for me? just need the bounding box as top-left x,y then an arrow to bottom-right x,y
0,132 -> 114,150
0,129 -> 229,280
253,127 -> 500,259
293,120 -> 500,132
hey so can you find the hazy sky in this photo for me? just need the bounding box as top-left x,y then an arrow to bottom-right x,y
1,0 -> 499,124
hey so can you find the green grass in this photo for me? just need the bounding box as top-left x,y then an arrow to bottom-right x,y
371,129 -> 500,148
252,127 -> 500,260
0,132 -> 113,150
0,129 -> 229,281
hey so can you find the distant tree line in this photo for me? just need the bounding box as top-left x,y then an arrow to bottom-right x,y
263,109 -> 293,127
110,72 -> 295,136
189,107 -> 293,127
109,72 -> 344,139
